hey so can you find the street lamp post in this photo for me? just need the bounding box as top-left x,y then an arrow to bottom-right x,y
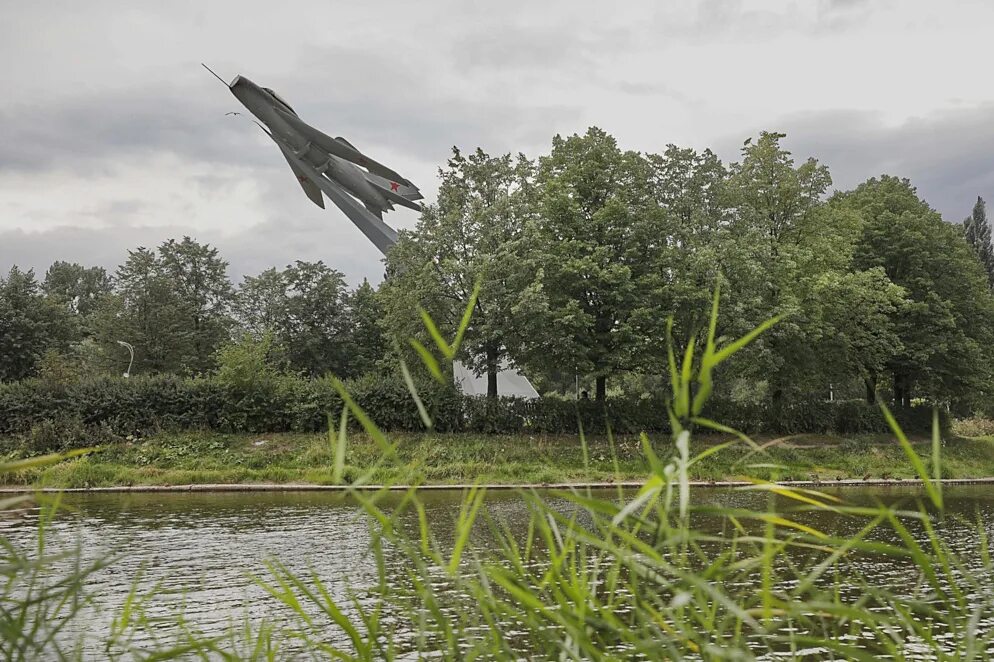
116,340 -> 134,378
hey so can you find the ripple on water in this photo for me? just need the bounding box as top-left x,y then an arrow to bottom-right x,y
3,485 -> 993,657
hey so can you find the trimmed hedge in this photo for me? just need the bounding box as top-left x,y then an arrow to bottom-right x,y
0,373 -> 946,443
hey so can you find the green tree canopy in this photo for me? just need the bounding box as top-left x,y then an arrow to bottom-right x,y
514,127 -> 666,400
0,267 -> 76,381
381,147 -> 532,396
344,279 -> 388,378
91,239 -> 234,376
645,145 -> 728,356
963,196 -> 994,287
42,261 -> 112,319
157,237 -> 234,373
235,261 -> 351,377
91,247 -> 197,375
812,268 -> 905,402
842,176 -> 994,407
721,131 -> 841,399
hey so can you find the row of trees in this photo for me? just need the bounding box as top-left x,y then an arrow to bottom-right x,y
0,239 -> 387,382
3,127 -> 994,413
381,129 -> 994,411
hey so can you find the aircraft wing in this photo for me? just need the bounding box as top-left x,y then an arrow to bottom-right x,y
274,107 -> 413,185
277,145 -> 324,208
258,126 -> 399,253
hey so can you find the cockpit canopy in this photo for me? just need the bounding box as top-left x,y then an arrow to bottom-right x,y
262,87 -> 296,116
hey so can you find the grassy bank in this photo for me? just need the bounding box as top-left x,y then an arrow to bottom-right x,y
3,429 -> 994,488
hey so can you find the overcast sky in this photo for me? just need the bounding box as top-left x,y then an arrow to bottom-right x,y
2,0 -> 993,285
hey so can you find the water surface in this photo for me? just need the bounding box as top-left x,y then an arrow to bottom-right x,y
3,485 -> 993,656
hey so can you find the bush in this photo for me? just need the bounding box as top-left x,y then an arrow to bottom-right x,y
951,416 -> 994,438
25,417 -> 86,453
0,376 -> 945,440
23,416 -> 121,453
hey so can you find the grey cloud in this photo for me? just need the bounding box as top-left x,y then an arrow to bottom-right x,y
613,80 -> 697,106
451,24 -> 633,74
221,216 -> 390,285
270,45 -> 582,161
822,0 -> 870,11
0,215 -> 390,287
303,95 -> 578,165
0,154 -> 412,287
1,0 -> 988,286
652,0 -> 799,42
715,105 -> 994,220
0,46 -> 579,180
78,199 -> 150,225
813,0 -> 877,34
0,87 -> 265,173
651,0 -> 881,43
0,225 -> 197,280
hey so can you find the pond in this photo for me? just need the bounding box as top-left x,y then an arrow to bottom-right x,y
2,484 -> 993,657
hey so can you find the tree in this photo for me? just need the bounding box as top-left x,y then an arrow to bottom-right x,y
42,261 -> 113,319
282,261 -> 350,377
963,196 -> 994,287
381,147 -> 532,397
215,332 -> 291,394
344,279 -> 388,378
0,267 -> 77,381
514,128 -> 664,400
235,268 -> 288,337
91,248 -> 196,374
645,145 -> 729,351
157,237 -> 234,373
235,261 -> 351,377
721,131 -> 842,399
812,268 -> 906,402
842,176 -> 994,407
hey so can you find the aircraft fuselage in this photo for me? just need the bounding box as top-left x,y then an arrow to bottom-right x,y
229,75 -> 391,213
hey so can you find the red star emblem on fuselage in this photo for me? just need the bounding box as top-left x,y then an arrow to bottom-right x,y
390,181 -> 400,191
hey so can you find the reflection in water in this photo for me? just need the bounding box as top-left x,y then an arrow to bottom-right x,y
2,485 -> 993,656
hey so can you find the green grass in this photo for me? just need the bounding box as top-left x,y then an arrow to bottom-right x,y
4,429 -> 994,488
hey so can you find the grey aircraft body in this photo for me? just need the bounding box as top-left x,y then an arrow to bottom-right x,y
211,67 -> 422,253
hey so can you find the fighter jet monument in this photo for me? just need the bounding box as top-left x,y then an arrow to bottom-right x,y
208,66 -> 539,398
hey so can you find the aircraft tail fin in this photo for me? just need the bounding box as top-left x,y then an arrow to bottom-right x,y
374,181 -> 422,212
364,171 -> 423,211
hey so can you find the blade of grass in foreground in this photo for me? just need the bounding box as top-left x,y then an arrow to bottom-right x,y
331,408 -> 348,485
449,485 -> 487,575
878,400 -> 942,510
398,355 -> 432,428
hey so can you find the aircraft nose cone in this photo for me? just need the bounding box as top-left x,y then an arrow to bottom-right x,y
230,75 -> 242,88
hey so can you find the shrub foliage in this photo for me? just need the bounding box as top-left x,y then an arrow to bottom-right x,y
0,373 -> 943,450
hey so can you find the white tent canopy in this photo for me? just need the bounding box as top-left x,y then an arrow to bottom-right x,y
453,361 -> 539,399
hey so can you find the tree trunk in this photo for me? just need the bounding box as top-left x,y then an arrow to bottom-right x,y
486,342 -> 498,399
864,375 -> 876,404
595,375 -> 607,402
893,372 -> 911,408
